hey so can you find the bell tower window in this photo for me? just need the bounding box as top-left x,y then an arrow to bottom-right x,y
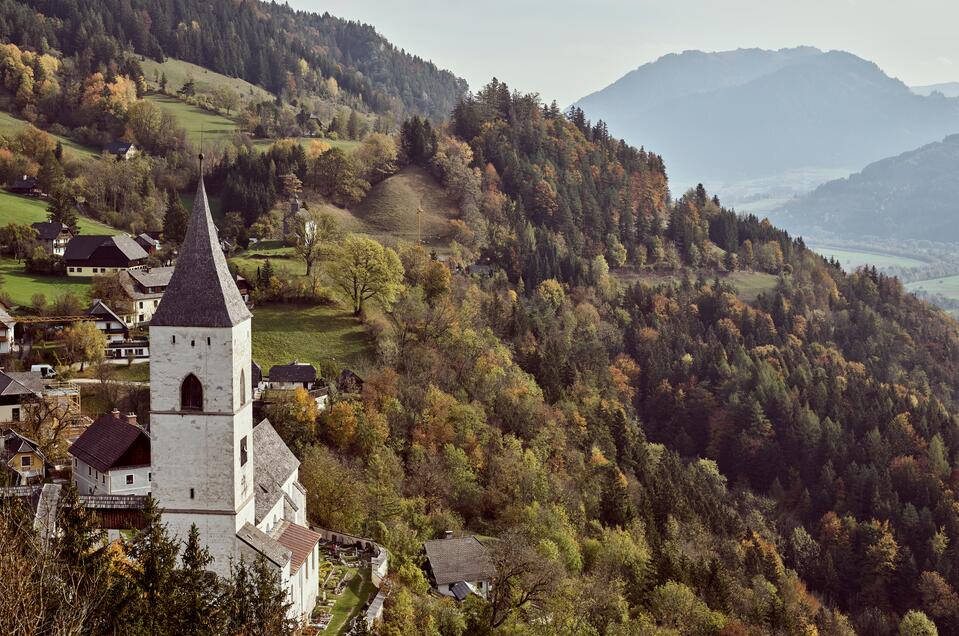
240,369 -> 246,405
181,374 -> 203,411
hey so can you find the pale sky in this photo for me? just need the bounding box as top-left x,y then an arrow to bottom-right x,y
287,0 -> 959,106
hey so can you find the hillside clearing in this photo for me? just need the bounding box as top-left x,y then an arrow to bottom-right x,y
0,111 -> 99,158
0,191 -> 119,235
250,304 -> 373,373
612,269 -> 779,302
352,166 -> 459,245
140,58 -> 273,103
145,94 -> 239,147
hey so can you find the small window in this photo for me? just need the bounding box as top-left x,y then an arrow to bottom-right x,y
11,407 -> 19,421
171,335 -> 176,344
73,458 -> 77,467
207,337 -> 211,346
191,340 -> 195,347
190,488 -> 195,499
88,466 -> 92,476
240,436 -> 248,467
148,472 -> 152,481
126,475 -> 134,485
240,369 -> 246,404
20,456 -> 30,468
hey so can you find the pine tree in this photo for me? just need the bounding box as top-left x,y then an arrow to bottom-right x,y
163,189 -> 189,246
226,556 -> 296,636
123,497 -> 181,636
47,181 -> 79,235
171,525 -> 225,636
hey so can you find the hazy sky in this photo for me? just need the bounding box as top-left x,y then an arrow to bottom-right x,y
287,0 -> 959,105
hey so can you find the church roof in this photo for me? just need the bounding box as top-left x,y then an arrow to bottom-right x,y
273,520 -> 322,575
150,171 -> 251,328
237,522 -> 291,569
252,419 -> 300,524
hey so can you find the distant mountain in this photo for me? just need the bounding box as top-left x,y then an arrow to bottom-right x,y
912,82 -> 959,98
572,47 -> 959,188
771,134 -> 959,241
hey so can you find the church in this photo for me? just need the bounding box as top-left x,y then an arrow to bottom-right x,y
148,163 -> 321,621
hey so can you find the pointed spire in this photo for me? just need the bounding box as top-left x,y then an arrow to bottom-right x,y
150,164 -> 251,328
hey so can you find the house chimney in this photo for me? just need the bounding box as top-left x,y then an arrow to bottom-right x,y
126,412 -> 138,426
111,407 -> 120,418
444,530 -> 454,540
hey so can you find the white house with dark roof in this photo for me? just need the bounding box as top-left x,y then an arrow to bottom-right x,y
0,370 -> 43,423
267,361 -> 318,391
424,534 -> 495,601
86,300 -> 130,342
148,164 -> 320,624
31,221 -> 73,255
64,235 -> 149,277
69,409 -> 151,496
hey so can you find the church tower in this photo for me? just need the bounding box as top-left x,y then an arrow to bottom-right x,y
149,160 -> 254,575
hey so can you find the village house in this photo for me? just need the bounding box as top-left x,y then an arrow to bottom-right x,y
69,409 -> 151,496
267,361 -> 318,390
0,370 -> 43,423
106,339 -> 150,361
64,235 -> 148,277
424,534 -> 496,601
114,266 -> 251,327
0,303 -> 16,354
104,141 -> 138,160
1,429 -> 47,485
86,300 -> 129,342
31,221 -> 73,256
7,174 -> 41,196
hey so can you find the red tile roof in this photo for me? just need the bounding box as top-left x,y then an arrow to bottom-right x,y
275,521 -> 321,574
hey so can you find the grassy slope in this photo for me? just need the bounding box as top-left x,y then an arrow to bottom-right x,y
0,111 -> 99,158
140,58 -> 273,103
0,191 -> 118,234
352,166 -> 458,246
250,304 -> 373,372
326,568 -> 376,635
613,269 -> 779,303
145,93 -> 239,147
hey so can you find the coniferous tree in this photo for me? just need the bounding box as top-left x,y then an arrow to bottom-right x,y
122,497 -> 181,636
171,525 -> 225,636
163,189 -> 189,246
47,181 -> 79,235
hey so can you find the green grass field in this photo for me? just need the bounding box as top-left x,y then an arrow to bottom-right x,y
0,111 -> 98,158
809,245 -> 927,270
0,191 -> 118,234
250,304 -> 373,372
140,58 -> 273,103
326,568 -> 376,635
0,258 -> 91,307
145,93 -> 239,147
613,269 -> 779,302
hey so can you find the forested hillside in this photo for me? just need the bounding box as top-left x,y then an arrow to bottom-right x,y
773,134 -> 959,241
0,0 -> 466,118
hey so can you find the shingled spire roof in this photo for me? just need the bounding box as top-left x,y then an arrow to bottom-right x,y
150,162 -> 251,328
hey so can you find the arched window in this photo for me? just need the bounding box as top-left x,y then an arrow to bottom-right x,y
181,374 -> 203,411
240,369 -> 246,405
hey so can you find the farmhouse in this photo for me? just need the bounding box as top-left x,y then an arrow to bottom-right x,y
31,221 -> 73,255
64,235 -> 148,276
267,361 -> 318,390
104,141 -> 138,160
134,232 -> 161,254
86,300 -> 129,342
424,534 -> 495,601
69,410 -> 151,496
7,175 -> 40,196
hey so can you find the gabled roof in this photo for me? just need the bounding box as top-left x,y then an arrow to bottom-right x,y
251,361 -> 263,389
150,173 -> 251,328
9,175 -> 37,189
31,221 -> 70,241
68,413 -> 150,473
64,235 -> 148,263
2,429 -> 44,461
105,141 -> 135,155
135,233 -> 160,249
268,362 -> 317,384
0,371 -> 43,397
86,300 -> 127,326
253,419 -> 300,524
127,266 -> 174,289
424,536 -> 496,586
237,522 -> 291,568
274,520 -> 322,575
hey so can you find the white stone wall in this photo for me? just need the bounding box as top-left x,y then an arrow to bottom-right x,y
108,464 -> 152,495
149,319 -> 255,575
73,458 -> 108,494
